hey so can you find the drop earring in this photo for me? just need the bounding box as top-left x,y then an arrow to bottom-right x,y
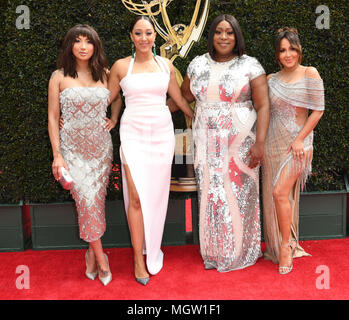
153,43 -> 156,57
132,43 -> 135,58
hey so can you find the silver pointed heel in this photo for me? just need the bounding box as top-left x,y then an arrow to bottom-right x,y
98,253 -> 112,286
134,261 -> 149,285
204,262 -> 215,270
136,276 -> 150,286
85,250 -> 98,280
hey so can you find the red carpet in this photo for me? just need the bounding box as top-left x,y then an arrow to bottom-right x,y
1,239 -> 349,300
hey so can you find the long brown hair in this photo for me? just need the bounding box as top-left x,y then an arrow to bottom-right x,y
57,24 -> 107,83
275,27 -> 302,67
208,14 -> 245,60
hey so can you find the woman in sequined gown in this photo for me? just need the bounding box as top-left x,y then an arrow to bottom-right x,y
262,28 -> 325,274
180,15 -> 270,272
48,25 -> 120,286
108,16 -> 193,285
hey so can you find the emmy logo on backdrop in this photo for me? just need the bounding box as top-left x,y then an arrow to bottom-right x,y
121,0 -> 210,192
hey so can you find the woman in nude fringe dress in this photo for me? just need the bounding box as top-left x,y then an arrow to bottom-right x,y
262,27 -> 325,274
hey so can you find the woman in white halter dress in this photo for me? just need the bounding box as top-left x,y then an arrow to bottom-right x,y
120,54 -> 175,275
108,16 -> 193,285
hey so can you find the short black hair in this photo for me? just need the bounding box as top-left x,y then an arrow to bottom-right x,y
208,14 -> 245,60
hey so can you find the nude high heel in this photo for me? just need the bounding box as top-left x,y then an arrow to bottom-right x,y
279,239 -> 296,275
85,250 -> 98,280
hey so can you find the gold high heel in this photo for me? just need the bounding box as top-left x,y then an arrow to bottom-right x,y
279,239 -> 296,275
85,250 -> 98,280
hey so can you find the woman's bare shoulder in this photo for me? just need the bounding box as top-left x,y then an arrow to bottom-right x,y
50,69 -> 64,81
112,56 -> 131,68
159,56 -> 173,74
110,57 -> 131,76
304,66 -> 321,79
49,69 -> 65,90
266,73 -> 274,81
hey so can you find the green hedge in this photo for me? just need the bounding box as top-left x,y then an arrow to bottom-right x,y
1,0 -> 348,203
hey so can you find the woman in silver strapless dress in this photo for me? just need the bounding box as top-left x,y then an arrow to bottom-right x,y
48,25 -> 119,286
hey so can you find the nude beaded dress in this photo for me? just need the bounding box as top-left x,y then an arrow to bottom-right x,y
262,72 -> 325,263
59,87 -> 113,242
119,56 -> 175,275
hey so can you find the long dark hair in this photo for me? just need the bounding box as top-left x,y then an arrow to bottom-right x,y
274,27 -> 302,67
129,16 -> 156,33
57,24 -> 107,83
208,14 -> 245,60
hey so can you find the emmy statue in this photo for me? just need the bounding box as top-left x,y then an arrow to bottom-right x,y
121,0 -> 210,192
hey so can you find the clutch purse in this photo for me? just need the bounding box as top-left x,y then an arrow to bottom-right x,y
58,167 -> 74,190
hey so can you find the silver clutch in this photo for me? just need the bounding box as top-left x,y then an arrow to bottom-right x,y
58,167 -> 74,190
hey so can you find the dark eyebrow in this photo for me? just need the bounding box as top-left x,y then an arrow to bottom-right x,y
134,29 -> 153,32
76,35 -> 89,39
215,27 -> 233,31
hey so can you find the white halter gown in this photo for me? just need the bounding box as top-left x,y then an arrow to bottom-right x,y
119,56 -> 175,275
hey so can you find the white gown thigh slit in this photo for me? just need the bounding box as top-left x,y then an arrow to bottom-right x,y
119,56 -> 175,275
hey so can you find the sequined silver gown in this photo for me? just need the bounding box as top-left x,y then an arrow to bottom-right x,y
262,73 -> 325,263
59,87 -> 113,242
187,53 -> 265,271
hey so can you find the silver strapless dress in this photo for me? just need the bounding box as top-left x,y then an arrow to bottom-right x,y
59,87 -> 113,242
